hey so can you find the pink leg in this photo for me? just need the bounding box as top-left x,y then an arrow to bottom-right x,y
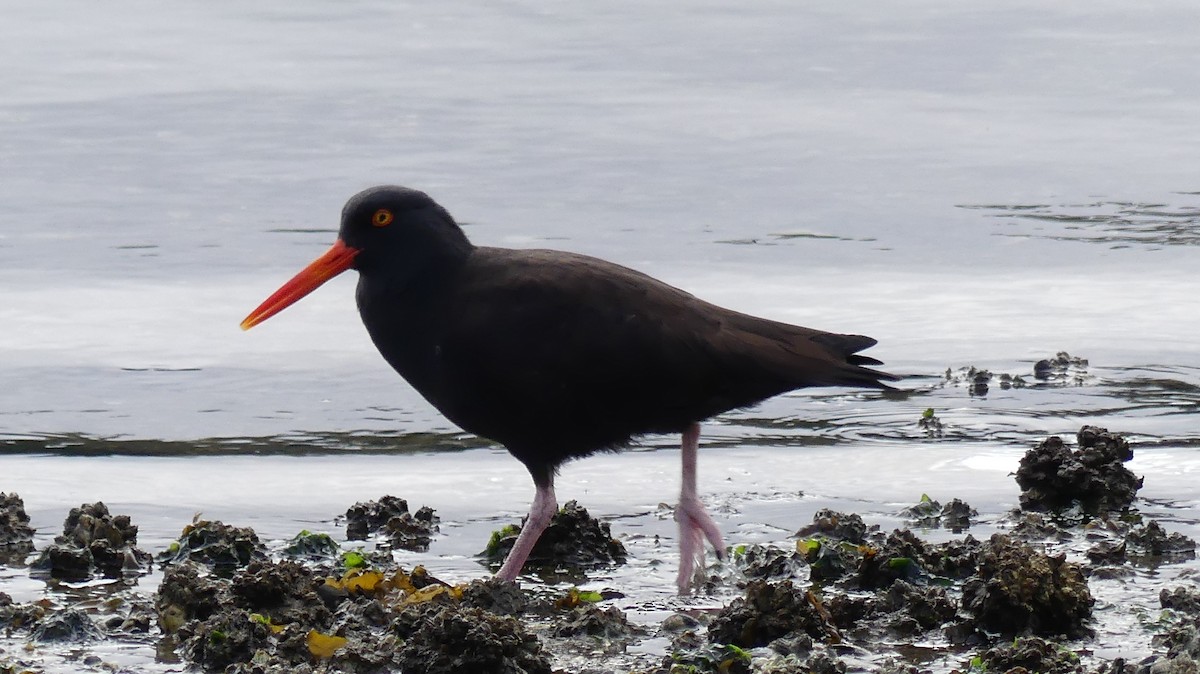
675,422 -> 726,593
496,477 -> 558,581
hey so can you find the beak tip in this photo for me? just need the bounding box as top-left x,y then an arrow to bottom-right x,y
240,239 -> 357,333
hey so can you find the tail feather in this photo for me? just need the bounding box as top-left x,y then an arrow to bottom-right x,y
718,311 -> 899,392
808,331 -> 898,388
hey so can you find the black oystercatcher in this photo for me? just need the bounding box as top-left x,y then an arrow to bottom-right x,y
242,186 -> 897,592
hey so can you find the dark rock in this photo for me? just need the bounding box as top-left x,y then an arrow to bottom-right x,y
230,560 -> 332,630
106,601 -> 155,634
177,608 -> 273,671
61,502 -> 138,548
1162,588 -> 1200,614
29,502 -> 151,579
901,497 -> 976,532
30,543 -> 93,581
642,642 -> 753,674
881,580 -> 957,632
796,509 -> 869,543
1159,614 -> 1200,661
346,494 -> 411,540
1127,521 -> 1197,559
1033,352 -> 1089,382
855,529 -> 932,589
282,530 -> 340,560
553,604 -> 631,638
156,561 -> 228,633
901,496 -> 942,527
391,602 -> 552,674
943,366 -> 1004,396
345,496 -> 438,551
1087,539 -> 1128,565
876,656 -> 925,674
662,612 -> 701,632
1015,426 -> 1142,516
1011,511 -> 1072,541
941,499 -> 977,532
825,580 -> 956,639
383,511 -> 437,552
918,408 -> 944,438
806,528 -> 979,590
0,492 -> 35,560
975,635 -> 1087,674
0,596 -> 46,632
961,534 -> 1092,638
933,535 -> 985,579
802,651 -> 848,674
459,577 -> 529,615
825,593 -> 876,631
798,539 -> 855,582
30,607 -> 104,642
736,544 -> 807,580
768,636 -> 815,658
158,519 -> 267,573
708,580 -> 835,648
485,500 -> 625,571
63,503 -> 151,576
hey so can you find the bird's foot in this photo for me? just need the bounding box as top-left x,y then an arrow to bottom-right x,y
674,494 -> 726,594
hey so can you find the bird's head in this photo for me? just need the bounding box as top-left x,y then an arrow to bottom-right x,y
240,185 -> 472,330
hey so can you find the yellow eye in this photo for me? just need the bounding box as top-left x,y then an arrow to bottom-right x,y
372,208 -> 394,227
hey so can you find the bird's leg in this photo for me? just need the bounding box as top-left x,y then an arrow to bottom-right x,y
675,422 -> 726,593
496,475 -> 558,582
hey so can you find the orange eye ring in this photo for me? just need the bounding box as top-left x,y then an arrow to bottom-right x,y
372,209 -> 394,227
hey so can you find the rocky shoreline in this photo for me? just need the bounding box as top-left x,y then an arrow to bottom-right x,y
3,426 -> 1200,674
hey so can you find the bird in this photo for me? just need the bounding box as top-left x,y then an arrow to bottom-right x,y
241,185 -> 897,593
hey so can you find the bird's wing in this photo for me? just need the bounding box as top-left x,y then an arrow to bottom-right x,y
435,248 -> 891,447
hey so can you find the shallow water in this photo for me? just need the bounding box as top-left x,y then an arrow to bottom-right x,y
3,1 -> 1200,672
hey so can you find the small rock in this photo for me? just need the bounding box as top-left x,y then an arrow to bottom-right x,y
708,580 -> 835,648
1127,521 -> 1197,559
30,543 -> 94,581
158,519 -> 267,573
1033,352 -> 1089,382
881,580 -> 957,633
553,604 -> 630,638
391,602 -> 552,674
901,497 -> 976,532
736,544 -> 807,580
796,509 -> 869,543
155,561 -> 229,633
1016,426 -> 1142,517
1087,539 -> 1127,565
662,612 -> 700,632
345,495 -> 439,551
961,533 -> 1093,638
282,530 -> 340,560
941,499 -> 977,532
1162,588 -> 1200,614
974,635 -> 1087,674
30,502 -> 151,579
31,608 -> 104,642
176,608 -> 273,671
0,492 -> 35,560
484,500 -> 625,571
459,577 -> 529,615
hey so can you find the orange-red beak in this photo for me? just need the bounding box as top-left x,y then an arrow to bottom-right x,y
240,239 -> 360,330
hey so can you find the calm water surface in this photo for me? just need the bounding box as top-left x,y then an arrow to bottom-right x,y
2,2 -> 1199,672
